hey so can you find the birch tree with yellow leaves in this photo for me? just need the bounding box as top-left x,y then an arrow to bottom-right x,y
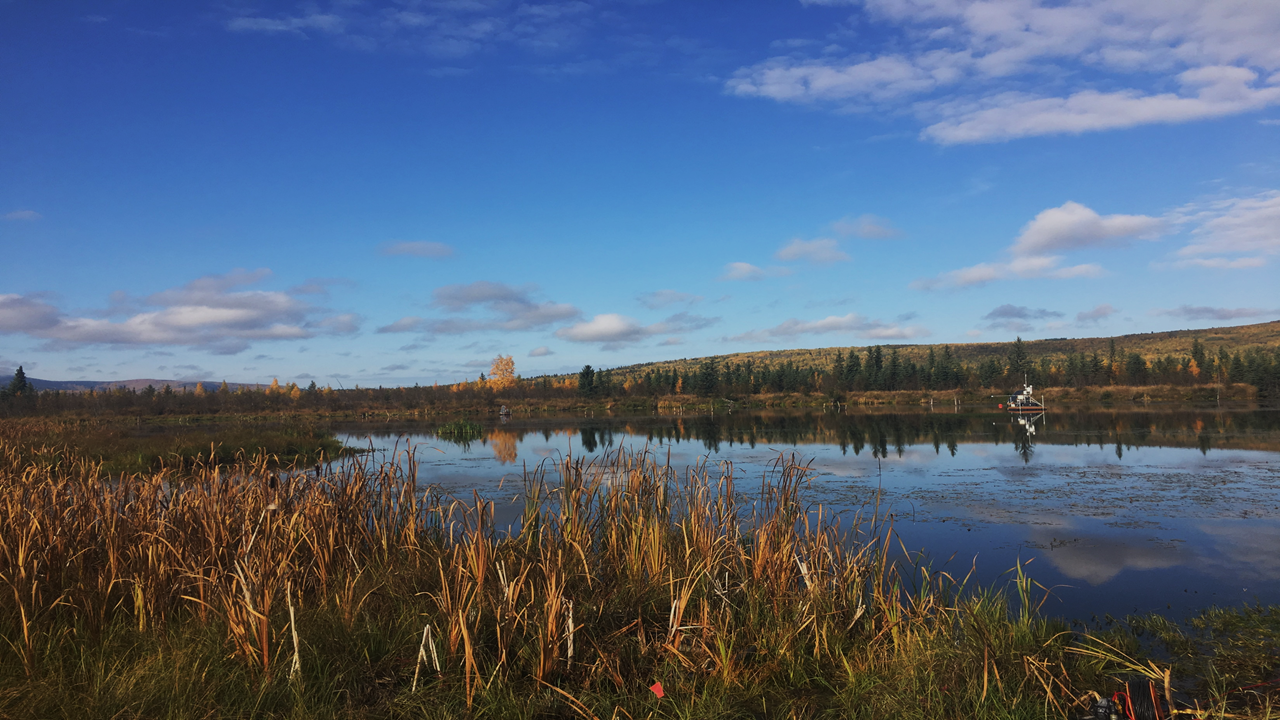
489,355 -> 516,392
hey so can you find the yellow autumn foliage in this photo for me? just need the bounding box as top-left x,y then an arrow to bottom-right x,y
489,355 -> 516,391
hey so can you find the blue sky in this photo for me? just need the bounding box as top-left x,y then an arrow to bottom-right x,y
2,0 -> 1278,386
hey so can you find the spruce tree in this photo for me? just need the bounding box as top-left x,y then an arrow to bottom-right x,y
7,366 -> 32,396
1006,337 -> 1030,382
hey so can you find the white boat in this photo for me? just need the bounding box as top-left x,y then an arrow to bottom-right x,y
1003,383 -> 1045,413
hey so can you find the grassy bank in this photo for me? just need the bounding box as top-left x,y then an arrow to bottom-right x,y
2,416 -> 348,475
0,435 -> 1277,718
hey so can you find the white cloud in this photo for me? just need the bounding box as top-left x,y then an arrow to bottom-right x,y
528,346 -> 554,357
1010,201 -> 1163,256
775,237 -> 851,264
720,262 -> 792,281
731,0 -> 1280,143
3,210 -> 41,221
832,214 -> 902,239
555,314 -> 646,344
915,200 -> 1160,289
722,262 -> 764,281
0,270 -> 352,354
380,241 -> 455,258
727,313 -> 930,342
555,311 -> 719,348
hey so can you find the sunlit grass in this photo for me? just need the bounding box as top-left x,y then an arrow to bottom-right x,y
1,426 -> 1277,718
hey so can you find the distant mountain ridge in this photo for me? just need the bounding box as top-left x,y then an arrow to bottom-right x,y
6,378 -> 265,393
6,319 -> 1277,391
561,319 -> 1280,379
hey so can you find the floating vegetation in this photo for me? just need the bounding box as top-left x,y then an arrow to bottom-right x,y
434,418 -> 484,439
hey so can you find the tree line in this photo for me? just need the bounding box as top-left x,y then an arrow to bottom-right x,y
583,338 -> 1280,400
3,338 -> 1279,417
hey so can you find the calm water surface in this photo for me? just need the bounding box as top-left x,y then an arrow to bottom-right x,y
336,408 -> 1280,622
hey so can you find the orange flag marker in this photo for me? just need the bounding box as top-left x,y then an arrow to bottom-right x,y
649,682 -> 665,698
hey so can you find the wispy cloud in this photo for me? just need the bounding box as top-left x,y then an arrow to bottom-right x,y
528,346 -> 553,357
1077,304 -> 1118,323
226,13 -> 344,35
3,210 -> 41,221
720,262 -> 793,281
1154,305 -> 1274,321
224,1 -> 601,61
984,305 -> 1063,321
775,237 -> 851,264
923,68 -> 1280,144
289,277 -> 356,296
727,313 -> 930,343
377,281 -> 579,335
637,289 -> 702,309
730,0 -> 1280,143
981,304 -> 1064,332
0,269 -> 354,354
832,214 -> 902,239
380,241 -> 455,258
1169,190 -> 1280,268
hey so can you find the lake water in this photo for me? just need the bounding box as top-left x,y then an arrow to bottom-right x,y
336,408 -> 1280,622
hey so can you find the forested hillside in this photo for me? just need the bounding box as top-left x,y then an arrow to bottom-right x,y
3,321 -> 1278,416
599,320 -> 1280,380
560,320 -> 1280,400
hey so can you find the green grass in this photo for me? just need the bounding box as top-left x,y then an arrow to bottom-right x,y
434,419 -> 484,440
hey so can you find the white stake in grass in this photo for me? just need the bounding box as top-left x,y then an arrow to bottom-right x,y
287,582 -> 301,681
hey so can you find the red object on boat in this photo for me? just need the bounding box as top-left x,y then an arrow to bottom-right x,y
998,403 -> 1003,409
650,682 -> 665,698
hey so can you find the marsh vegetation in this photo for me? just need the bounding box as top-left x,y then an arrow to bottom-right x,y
1,418 -> 1278,718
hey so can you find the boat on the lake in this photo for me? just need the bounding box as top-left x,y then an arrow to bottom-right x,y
1002,383 -> 1045,413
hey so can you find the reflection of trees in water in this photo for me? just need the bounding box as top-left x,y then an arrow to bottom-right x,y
578,424 -> 615,455
489,430 -> 517,464
346,409 -> 1280,457
1012,432 -> 1035,464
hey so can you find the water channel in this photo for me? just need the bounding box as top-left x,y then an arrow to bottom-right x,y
336,407 -> 1280,623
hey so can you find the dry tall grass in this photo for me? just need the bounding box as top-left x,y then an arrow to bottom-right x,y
0,422 -> 1275,718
